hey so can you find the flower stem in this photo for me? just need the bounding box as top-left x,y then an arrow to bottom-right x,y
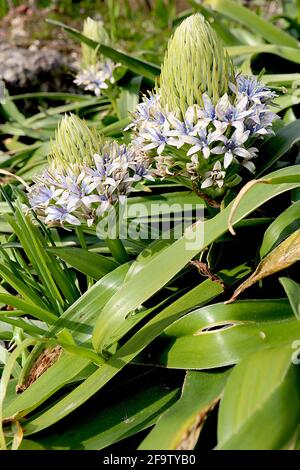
106,237 -> 129,264
76,227 -> 94,288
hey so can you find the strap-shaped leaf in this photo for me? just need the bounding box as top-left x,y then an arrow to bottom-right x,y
217,347 -> 300,449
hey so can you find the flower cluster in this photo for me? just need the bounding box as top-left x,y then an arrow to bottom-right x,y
126,14 -> 279,197
74,17 -> 118,97
128,74 -> 278,193
27,115 -> 153,227
74,60 -> 117,97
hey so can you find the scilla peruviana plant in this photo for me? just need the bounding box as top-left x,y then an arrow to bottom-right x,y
74,17 -> 118,97
27,114 -> 153,229
127,14 -> 279,201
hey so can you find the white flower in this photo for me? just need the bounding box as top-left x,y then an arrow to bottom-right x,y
214,94 -> 252,131
27,142 -> 154,227
186,128 -> 224,159
28,184 -> 62,209
45,205 -> 81,226
140,124 -> 170,155
74,60 -> 117,97
230,75 -> 277,105
245,109 -> 279,136
167,105 -> 204,140
201,161 -> 226,189
127,72 -> 279,190
212,129 -> 253,168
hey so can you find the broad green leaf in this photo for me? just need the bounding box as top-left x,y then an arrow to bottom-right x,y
20,369 -> 180,449
139,299 -> 300,369
204,0 -> 298,47
0,294 -> 56,324
9,92 -> 91,101
273,90 -> 300,113
139,369 -> 230,450
217,347 -> 300,449
280,277 -> 300,320
3,264 -> 130,419
0,88 -> 26,125
10,270 -> 231,432
46,247 -> 119,280
229,229 -> 300,302
227,44 -> 300,64
92,164 -> 300,356
47,19 -> 160,81
263,74 -> 300,86
260,200 -> 300,258
0,262 -> 49,310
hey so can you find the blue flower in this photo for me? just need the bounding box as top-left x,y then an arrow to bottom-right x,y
140,125 -> 170,155
231,75 -> 277,105
28,184 -> 62,209
212,129 -> 254,168
28,141 -> 154,227
215,94 -> 252,131
45,205 -> 81,226
186,129 -> 224,159
244,109 -> 279,136
74,60 -> 117,97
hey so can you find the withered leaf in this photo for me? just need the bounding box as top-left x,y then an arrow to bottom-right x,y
227,228 -> 300,303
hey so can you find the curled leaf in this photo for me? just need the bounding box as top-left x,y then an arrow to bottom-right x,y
227,228 -> 300,303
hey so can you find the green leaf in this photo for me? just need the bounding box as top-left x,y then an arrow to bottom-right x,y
9,264 -> 247,434
20,369 -> 180,449
46,247 -> 119,280
140,299 -> 299,369
217,347 -> 300,449
3,264 -> 130,420
0,262 -> 49,310
9,92 -> 92,101
92,164 -> 300,356
273,90 -> 300,113
0,294 -> 57,324
8,204 -> 78,308
0,345 -> 21,379
204,0 -> 298,47
280,277 -> 300,321
260,200 -> 300,258
0,88 -> 26,124
262,74 -> 300,86
229,229 -> 300,302
0,339 -> 36,449
46,19 -> 160,81
139,369 -> 230,450
226,44 -> 300,64
116,76 -> 142,120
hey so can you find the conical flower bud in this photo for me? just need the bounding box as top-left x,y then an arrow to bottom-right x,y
50,114 -> 102,172
160,14 -> 234,116
81,17 -> 110,69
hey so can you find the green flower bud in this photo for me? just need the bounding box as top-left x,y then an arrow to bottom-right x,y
160,14 -> 234,116
49,114 -> 102,172
81,17 -> 110,68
